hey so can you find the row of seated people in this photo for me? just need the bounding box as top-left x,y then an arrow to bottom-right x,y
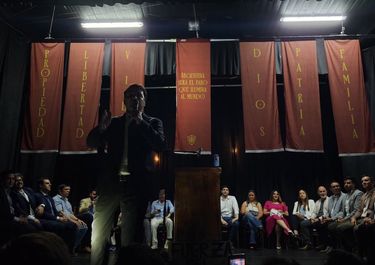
0,170 -> 97,255
219,175 -> 375,264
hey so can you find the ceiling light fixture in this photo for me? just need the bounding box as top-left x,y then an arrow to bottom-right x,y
280,16 -> 346,22
81,22 -> 144,29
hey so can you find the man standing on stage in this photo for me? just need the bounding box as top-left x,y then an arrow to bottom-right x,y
87,84 -> 166,265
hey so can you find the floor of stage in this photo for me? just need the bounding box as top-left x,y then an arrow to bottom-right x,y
73,248 -> 327,265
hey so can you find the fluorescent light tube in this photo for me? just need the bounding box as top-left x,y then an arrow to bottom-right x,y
280,16 -> 346,22
81,22 -> 144,28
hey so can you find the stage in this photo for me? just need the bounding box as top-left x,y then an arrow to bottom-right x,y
72,248 -> 327,265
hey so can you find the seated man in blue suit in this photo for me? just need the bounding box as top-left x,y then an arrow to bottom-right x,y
34,178 -> 76,254
10,173 -> 42,230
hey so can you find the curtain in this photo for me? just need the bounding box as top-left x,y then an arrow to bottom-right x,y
0,30 -> 29,172
145,42 -> 175,76
341,46 -> 375,178
211,41 -> 240,76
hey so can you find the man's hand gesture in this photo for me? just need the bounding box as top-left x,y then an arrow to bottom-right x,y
99,110 -> 112,131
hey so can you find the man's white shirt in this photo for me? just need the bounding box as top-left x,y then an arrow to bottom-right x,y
220,195 -> 239,218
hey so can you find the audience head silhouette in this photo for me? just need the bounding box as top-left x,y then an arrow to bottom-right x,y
2,232 -> 71,265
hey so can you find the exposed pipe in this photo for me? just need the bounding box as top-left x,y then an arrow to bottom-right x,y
32,33 -> 375,42
192,3 -> 199,38
45,5 -> 56,39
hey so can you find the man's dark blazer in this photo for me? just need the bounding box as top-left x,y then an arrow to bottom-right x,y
0,187 -> 13,223
10,187 -> 38,217
34,192 -> 59,220
87,113 -> 166,175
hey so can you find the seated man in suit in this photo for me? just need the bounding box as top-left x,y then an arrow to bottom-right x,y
328,177 -> 363,251
34,178 -> 76,254
0,170 -> 38,245
53,184 -> 89,253
150,189 -> 174,249
10,173 -> 42,230
351,175 -> 375,262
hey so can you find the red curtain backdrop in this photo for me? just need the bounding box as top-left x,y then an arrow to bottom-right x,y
110,42 -> 146,117
282,41 -> 324,152
240,42 -> 283,152
21,43 -> 64,153
175,40 -> 211,154
60,43 -> 104,154
325,39 -> 375,156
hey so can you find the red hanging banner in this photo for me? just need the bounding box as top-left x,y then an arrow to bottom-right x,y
240,42 -> 283,152
60,43 -> 104,154
175,40 -> 211,154
21,43 -> 64,153
325,39 -> 375,156
282,41 -> 324,152
110,42 -> 146,117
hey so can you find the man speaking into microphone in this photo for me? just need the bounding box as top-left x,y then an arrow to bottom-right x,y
87,84 -> 166,265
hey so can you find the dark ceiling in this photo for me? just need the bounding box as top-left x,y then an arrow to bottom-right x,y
1,0 -> 375,41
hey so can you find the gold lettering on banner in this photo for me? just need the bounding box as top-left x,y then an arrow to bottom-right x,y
37,118 -> 44,127
76,50 -> 89,139
293,47 -> 306,135
343,74 -> 351,84
76,128 -> 84,138
338,47 -> 358,140
347,101 -> 354,111
297,93 -> 303,103
339,48 -> 345,59
295,47 -> 301,57
43,49 -> 50,67
342,62 -> 348,71
253,48 -> 261,58
36,49 -> 51,138
121,74 -> 128,111
36,127 -> 45,138
259,126 -> 265,136
178,72 -> 209,101
79,104 -> 85,115
82,71 -> 88,81
297,78 -> 302,88
125,50 -> 130,60
257,73 -> 261,84
353,129 -> 358,139
255,100 -> 266,110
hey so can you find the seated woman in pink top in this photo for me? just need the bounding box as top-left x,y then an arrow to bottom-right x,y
263,190 -> 294,249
